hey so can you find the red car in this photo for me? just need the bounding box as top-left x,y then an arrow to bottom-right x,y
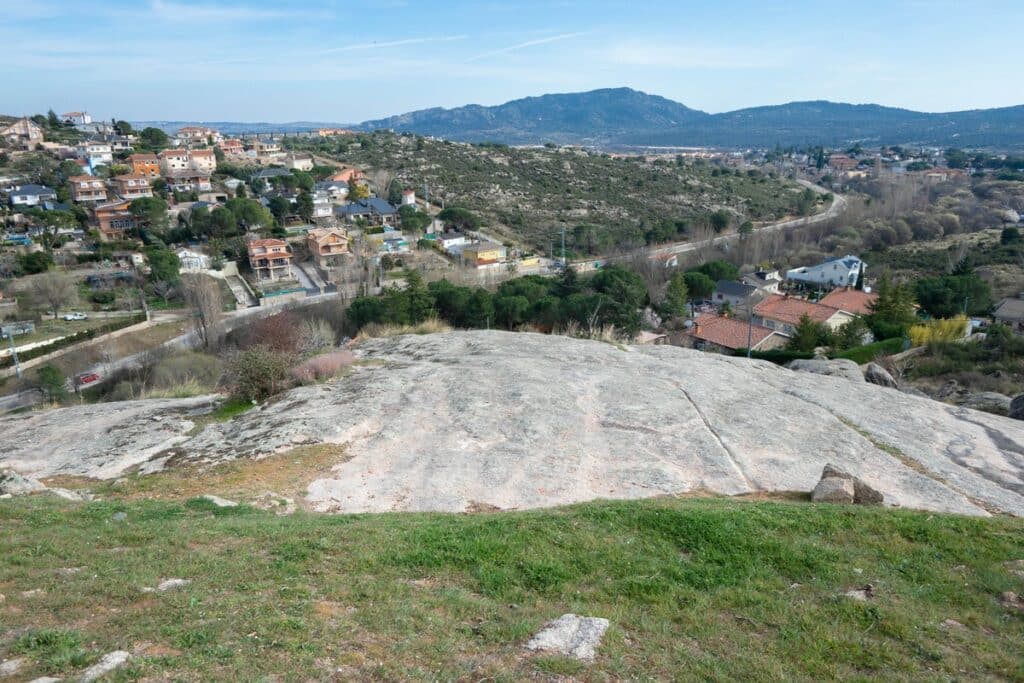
75,372 -> 100,386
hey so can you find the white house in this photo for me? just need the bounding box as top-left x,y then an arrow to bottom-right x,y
437,232 -> 469,252
741,269 -> 783,295
8,184 -> 57,207
62,111 -> 92,125
176,248 -> 211,272
76,141 -> 113,168
786,255 -> 865,288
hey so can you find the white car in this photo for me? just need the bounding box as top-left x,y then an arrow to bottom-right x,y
62,312 -> 88,321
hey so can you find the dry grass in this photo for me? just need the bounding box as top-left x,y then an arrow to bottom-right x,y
290,349 -> 356,384
355,318 -> 452,340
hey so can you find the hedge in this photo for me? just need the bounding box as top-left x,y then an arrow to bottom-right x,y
1,314 -> 147,369
834,337 -> 907,364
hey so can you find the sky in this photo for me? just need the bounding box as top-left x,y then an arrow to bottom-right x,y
1,0 -> 1022,123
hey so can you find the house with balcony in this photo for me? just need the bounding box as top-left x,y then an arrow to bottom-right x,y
247,238 -> 293,282
165,171 -> 212,193
76,140 -> 113,168
62,111 -> 92,125
112,174 -> 153,200
158,149 -> 191,174
306,228 -> 349,268
128,153 -> 160,177
786,255 -> 865,288
217,139 -> 245,158
69,175 -> 108,203
174,126 -> 221,146
93,200 -> 140,241
189,149 -> 217,173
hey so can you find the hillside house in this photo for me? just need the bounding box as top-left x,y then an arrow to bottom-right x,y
8,184 -> 57,207
69,175 -> 108,203
681,314 -> 788,354
713,280 -> 761,310
217,138 -> 245,158
437,231 -> 469,252
189,149 -> 217,173
93,200 -> 140,241
462,242 -> 507,267
76,140 -> 113,167
786,255 -> 865,288
994,294 -> 1024,334
329,167 -> 363,183
306,227 -> 349,268
335,198 -> 398,227
62,111 -> 92,125
286,154 -> 314,171
158,149 -> 191,173
314,180 -> 348,202
128,153 -> 160,177
112,175 -> 153,200
247,238 -> 293,282
819,287 -> 878,316
741,269 -> 783,294
165,171 -> 212,193
753,294 -> 854,335
2,117 -> 44,149
174,126 -> 221,146
176,248 -> 211,272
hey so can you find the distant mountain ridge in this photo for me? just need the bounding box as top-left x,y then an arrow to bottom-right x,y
357,88 -> 1024,149
129,88 -> 1024,149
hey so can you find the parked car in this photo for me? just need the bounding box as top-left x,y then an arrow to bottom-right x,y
74,372 -> 99,386
62,312 -> 88,321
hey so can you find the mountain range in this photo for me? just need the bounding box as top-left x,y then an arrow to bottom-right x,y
133,88 -> 1024,149
357,88 -> 1024,149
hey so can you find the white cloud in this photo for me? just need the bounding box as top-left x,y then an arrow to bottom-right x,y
467,31 -> 588,62
319,35 -> 468,54
149,0 -> 307,21
605,42 -> 794,69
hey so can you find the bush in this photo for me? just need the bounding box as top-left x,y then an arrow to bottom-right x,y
909,316 -> 969,346
151,352 -> 224,391
291,349 -> 355,384
834,337 -> 905,364
296,318 -> 335,355
229,345 -> 292,402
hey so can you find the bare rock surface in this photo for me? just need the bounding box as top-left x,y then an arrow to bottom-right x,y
526,614 -> 609,661
863,362 -> 897,388
3,332 -> 1024,516
812,477 -> 855,503
0,396 -> 219,479
79,651 -> 131,682
788,358 -> 865,383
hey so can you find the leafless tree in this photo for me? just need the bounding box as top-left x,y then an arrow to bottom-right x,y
30,271 -> 77,319
182,273 -> 223,349
151,280 -> 177,305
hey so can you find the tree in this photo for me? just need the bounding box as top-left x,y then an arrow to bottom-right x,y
438,207 -> 480,232
1001,227 -> 1022,246
399,204 -> 431,234
915,274 -> 993,318
709,209 -> 731,233
663,272 -> 689,318
738,220 -> 754,239
944,148 -> 969,169
20,251 -> 54,274
855,263 -> 865,291
403,271 -> 435,324
130,196 -> 169,234
114,120 -> 133,135
348,180 -> 370,201
788,314 -> 833,352
690,259 -> 739,283
30,272 -> 77,318
682,271 -> 715,300
37,364 -> 68,402
181,273 -> 223,349
151,279 -> 177,305
494,295 -> 530,329
867,273 -> 917,338
296,190 -> 314,223
268,196 -> 292,222
145,245 -> 181,283
46,109 -> 60,128
139,127 -> 169,149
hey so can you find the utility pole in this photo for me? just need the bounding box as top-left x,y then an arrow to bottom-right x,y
5,330 -> 22,379
561,225 -> 566,266
746,305 -> 753,359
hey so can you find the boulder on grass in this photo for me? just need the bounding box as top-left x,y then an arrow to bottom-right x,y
814,464 -> 883,505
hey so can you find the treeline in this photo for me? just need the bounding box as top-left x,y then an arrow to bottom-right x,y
346,266 -> 650,337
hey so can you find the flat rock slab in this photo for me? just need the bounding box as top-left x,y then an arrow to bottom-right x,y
526,614 -> 610,661
79,650 -> 131,682
201,495 -> 238,507
3,332 -> 1024,517
0,657 -> 26,677
0,396 -> 219,479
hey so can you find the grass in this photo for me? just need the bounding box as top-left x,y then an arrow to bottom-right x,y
834,337 -> 907,364
1,495 -> 1022,681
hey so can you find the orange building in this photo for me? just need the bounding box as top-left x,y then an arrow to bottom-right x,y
93,200 -> 140,241
128,153 -> 160,177
69,175 -> 108,203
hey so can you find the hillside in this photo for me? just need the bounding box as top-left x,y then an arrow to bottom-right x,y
358,88 -> 1024,148
286,131 -> 811,254
3,331 -> 1023,516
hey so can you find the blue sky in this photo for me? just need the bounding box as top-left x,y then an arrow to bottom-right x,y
2,0 -> 1021,122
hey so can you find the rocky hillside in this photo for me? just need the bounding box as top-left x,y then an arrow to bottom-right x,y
3,331 -> 1023,517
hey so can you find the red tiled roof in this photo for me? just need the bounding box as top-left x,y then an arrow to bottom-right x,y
689,314 -> 777,350
158,149 -> 188,157
753,294 -> 840,326
129,153 -> 158,161
248,238 -> 289,249
190,149 -> 214,156
819,288 -> 877,316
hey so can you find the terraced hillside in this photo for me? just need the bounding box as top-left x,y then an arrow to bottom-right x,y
285,132 -> 821,256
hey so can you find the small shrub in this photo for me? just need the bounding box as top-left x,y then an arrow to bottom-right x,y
355,318 -> 452,340
909,316 -> 969,347
291,349 -> 355,384
296,317 -> 335,355
229,345 -> 293,402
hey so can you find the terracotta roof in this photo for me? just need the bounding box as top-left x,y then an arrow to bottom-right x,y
819,288 -> 877,316
753,294 -> 840,326
114,174 -> 149,181
129,153 -> 158,161
689,314 -> 778,350
158,149 -> 189,157
69,175 -> 99,183
190,149 -> 214,156
248,238 -> 289,249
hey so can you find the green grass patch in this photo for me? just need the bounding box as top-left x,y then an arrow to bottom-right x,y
0,496 -> 1021,680
834,337 -> 906,364
210,396 -> 256,421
